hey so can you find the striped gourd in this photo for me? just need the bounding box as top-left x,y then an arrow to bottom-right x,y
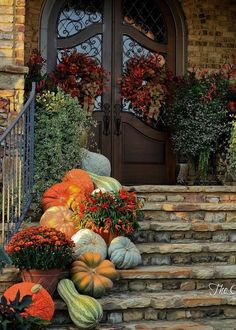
57,279 -> 103,329
88,172 -> 122,192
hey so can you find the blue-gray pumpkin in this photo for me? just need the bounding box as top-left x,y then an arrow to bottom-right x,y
108,236 -> 142,269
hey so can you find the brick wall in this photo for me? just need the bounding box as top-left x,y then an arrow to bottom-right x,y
0,0 -> 27,119
181,0 -> 236,69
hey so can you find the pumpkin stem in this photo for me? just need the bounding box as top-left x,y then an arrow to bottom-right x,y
31,284 -> 43,293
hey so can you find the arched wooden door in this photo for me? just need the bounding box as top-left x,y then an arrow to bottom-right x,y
47,0 -> 181,184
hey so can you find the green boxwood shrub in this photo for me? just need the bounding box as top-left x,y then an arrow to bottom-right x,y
33,89 -> 96,210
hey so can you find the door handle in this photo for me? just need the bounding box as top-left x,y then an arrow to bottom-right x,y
114,104 -> 121,136
103,103 -> 110,136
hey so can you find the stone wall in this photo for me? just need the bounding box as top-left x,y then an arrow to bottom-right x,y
24,0 -> 236,70
0,0 -> 28,121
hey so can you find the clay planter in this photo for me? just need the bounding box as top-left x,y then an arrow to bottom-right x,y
93,228 -> 118,245
21,268 -> 62,296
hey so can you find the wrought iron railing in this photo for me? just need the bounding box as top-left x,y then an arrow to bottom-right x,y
0,84 -> 36,244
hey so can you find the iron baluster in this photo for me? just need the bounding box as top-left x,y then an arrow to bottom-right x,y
0,83 -> 36,244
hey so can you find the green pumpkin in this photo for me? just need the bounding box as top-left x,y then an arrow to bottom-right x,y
108,236 -> 142,269
88,172 -> 122,192
57,279 -> 103,329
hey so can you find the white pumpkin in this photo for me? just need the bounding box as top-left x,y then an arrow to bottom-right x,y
72,229 -> 107,260
108,236 -> 142,269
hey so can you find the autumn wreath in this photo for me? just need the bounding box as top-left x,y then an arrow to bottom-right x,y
50,50 -> 108,112
120,53 -> 167,125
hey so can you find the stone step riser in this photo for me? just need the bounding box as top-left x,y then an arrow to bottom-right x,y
134,229 -> 236,244
141,252 -> 236,266
112,279 -> 236,293
143,210 -> 236,222
53,305 -> 236,326
140,193 -> 236,204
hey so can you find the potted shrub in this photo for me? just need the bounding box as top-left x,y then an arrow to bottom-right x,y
166,69 -> 232,184
73,189 -> 143,244
5,226 -> 75,295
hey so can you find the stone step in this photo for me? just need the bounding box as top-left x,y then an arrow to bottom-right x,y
135,221 -> 236,243
127,185 -> 236,194
46,318 -> 236,330
54,290 -> 236,324
119,264 -> 236,280
113,264 -> 236,293
143,209 -> 236,223
129,185 -> 236,204
142,202 -> 236,212
137,242 -> 236,266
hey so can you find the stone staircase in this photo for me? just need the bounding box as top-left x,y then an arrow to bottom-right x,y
2,185 -> 236,329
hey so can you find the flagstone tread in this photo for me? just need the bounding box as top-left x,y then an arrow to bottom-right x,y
142,202 -> 236,211
46,320 -> 214,330
99,319 -> 236,329
47,322 -> 212,330
119,264 -> 236,280
125,185 -> 236,193
137,242 -> 236,254
55,290 -> 236,311
0,266 -> 20,281
139,221 -> 236,231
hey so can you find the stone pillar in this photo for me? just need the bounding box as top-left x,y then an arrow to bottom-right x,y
0,0 -> 28,132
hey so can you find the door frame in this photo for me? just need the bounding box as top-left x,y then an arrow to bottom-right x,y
40,0 -> 187,75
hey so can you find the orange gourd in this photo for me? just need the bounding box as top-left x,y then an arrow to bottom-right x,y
42,181 -> 84,210
71,252 -> 119,298
3,282 -> 55,321
63,169 -> 94,195
40,206 -> 77,238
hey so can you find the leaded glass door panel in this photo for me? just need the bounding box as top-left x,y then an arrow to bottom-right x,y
48,0 -> 176,184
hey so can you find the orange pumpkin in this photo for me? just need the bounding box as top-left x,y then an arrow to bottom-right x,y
42,181 -> 84,210
63,169 -> 94,195
4,282 -> 55,321
40,206 -> 76,238
71,252 -> 119,298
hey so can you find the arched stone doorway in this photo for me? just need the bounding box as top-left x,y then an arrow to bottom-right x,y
40,0 -> 186,184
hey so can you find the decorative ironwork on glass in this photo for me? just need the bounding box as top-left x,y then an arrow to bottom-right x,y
123,0 -> 167,43
57,0 -> 103,38
123,35 -> 151,68
57,34 -> 103,64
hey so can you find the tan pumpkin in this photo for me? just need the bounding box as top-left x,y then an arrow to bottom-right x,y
71,252 -> 119,298
40,206 -> 77,239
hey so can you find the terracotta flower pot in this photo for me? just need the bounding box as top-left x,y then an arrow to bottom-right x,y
21,268 -> 62,296
93,228 -> 119,245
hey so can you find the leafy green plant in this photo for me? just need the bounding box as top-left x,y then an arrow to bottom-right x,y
0,290 -> 49,330
226,119 -> 236,180
166,70 -> 231,181
73,189 -> 143,236
33,89 -> 96,213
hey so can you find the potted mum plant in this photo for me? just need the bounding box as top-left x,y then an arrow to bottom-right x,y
73,189 -> 143,244
5,226 -> 75,295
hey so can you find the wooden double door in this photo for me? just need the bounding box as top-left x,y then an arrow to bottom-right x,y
49,0 -> 177,184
